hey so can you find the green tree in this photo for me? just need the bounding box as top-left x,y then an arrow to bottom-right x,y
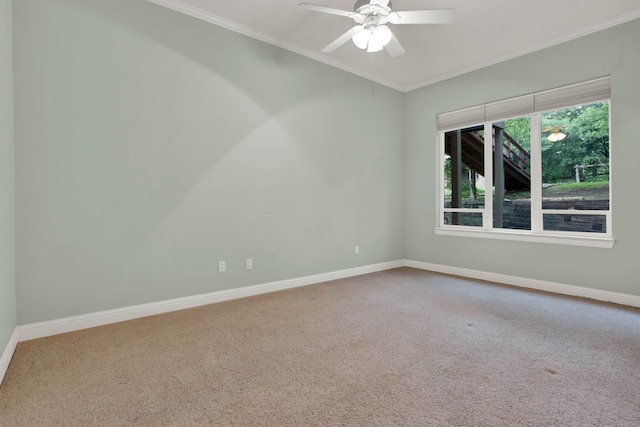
540,103 -> 609,183
504,117 -> 531,151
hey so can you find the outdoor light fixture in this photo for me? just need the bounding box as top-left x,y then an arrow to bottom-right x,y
548,131 -> 567,142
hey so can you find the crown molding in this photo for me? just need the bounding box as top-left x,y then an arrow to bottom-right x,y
403,8 -> 640,92
146,0 -> 404,92
147,1 -> 640,93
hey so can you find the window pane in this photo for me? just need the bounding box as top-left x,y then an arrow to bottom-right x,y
492,118 -> 532,230
543,214 -> 607,233
444,127 -> 485,211
541,102 -> 610,211
444,212 -> 483,227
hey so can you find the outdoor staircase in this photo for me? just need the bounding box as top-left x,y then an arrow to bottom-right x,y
445,126 -> 531,192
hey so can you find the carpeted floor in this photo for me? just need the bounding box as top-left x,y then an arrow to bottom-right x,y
1,267 -> 639,426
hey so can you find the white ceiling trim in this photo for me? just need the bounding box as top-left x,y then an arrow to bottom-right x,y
147,1 -> 640,93
404,7 -> 640,92
146,0 -> 404,92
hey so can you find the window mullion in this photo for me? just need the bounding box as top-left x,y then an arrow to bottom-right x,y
438,133 -> 445,227
483,123 -> 493,230
607,101 -> 613,238
531,114 -> 543,233
530,114 -> 543,232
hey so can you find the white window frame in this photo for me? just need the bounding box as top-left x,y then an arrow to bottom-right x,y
435,78 -> 614,249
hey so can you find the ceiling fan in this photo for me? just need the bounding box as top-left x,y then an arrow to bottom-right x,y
299,0 -> 455,57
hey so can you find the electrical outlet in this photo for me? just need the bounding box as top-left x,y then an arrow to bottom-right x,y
355,246 -> 360,255
219,261 -> 226,273
246,258 -> 253,270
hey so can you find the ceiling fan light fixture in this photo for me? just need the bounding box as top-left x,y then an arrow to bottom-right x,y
370,25 -> 392,48
354,24 -> 392,52
352,28 -> 371,49
367,41 -> 384,52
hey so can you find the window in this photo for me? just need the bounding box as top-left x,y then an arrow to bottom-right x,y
436,78 -> 613,248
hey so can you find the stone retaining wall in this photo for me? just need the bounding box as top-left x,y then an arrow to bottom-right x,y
445,199 -> 608,233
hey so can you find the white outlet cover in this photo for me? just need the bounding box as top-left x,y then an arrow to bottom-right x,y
246,258 -> 253,270
219,261 -> 226,272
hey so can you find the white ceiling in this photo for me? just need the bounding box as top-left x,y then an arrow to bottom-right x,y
148,0 -> 640,92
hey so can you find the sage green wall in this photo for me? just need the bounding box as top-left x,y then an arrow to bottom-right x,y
404,19 -> 640,296
0,0 -> 16,350
13,1 -> 639,327
14,0 -> 404,324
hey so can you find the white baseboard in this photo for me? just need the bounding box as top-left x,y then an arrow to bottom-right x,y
0,326 -> 19,386
405,260 -> 640,309
19,260 -> 405,342
15,258 -> 639,346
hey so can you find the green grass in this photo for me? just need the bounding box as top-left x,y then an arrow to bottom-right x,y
506,181 -> 609,201
445,181 -> 609,202
550,181 -> 609,191
443,189 -> 485,199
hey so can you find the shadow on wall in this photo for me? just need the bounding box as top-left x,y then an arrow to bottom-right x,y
15,0 -> 404,322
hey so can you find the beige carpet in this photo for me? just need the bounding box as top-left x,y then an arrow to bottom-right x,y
1,267 -> 639,426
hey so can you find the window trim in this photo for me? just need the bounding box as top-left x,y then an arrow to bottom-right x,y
435,78 -> 614,249
434,227 -> 615,248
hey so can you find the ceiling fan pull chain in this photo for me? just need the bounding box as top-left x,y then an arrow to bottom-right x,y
371,52 -> 375,97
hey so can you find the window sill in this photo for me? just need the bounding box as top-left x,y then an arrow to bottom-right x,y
434,227 -> 614,248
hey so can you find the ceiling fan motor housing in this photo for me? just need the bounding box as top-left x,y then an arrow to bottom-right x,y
363,15 -> 382,30
354,0 -> 392,15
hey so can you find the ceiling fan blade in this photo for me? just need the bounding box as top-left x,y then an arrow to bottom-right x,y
384,32 -> 405,57
394,9 -> 455,24
321,26 -> 363,53
370,0 -> 391,6
298,3 -> 354,18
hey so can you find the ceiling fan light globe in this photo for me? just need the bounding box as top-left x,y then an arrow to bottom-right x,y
352,28 -> 371,49
370,25 -> 392,48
